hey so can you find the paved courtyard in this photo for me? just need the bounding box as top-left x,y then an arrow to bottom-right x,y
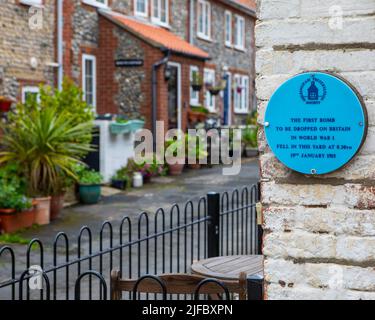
0,159 -> 259,300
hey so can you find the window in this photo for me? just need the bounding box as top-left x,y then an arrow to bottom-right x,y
152,0 -> 168,26
82,54 -> 96,110
204,68 -> 215,112
135,0 -> 148,17
22,86 -> 40,104
20,0 -> 43,6
234,75 -> 249,113
197,0 -> 211,40
82,0 -> 108,9
190,66 -> 200,106
225,11 -> 232,47
234,15 -> 245,50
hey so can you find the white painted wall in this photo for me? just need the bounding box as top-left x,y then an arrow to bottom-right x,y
256,0 -> 375,299
95,120 -> 135,183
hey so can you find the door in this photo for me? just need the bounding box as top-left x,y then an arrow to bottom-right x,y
167,63 -> 181,130
223,73 -> 232,126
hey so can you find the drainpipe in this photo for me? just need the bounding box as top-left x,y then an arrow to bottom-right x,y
152,50 -> 170,151
57,0 -> 64,90
189,0 -> 194,44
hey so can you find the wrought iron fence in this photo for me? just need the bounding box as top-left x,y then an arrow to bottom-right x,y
0,184 -> 261,300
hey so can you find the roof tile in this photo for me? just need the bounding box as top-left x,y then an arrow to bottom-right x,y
102,11 -> 210,60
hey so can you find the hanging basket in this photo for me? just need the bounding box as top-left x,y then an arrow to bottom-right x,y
208,87 -> 222,96
191,84 -> 203,92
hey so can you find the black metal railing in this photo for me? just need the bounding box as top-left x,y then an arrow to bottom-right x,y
0,184 -> 261,300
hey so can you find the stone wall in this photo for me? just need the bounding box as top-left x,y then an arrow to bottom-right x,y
114,26 -> 145,118
0,0 -> 56,99
110,0 -> 189,40
256,0 -> 375,299
192,0 -> 256,125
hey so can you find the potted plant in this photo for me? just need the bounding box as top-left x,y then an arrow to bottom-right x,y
129,118 -> 145,132
165,138 -> 185,176
126,155 -> 166,183
0,184 -> 35,234
111,166 -> 132,190
77,165 -> 103,204
186,134 -> 208,169
207,80 -> 226,96
191,71 -> 203,92
0,88 -> 94,224
50,174 -> 73,220
0,96 -> 13,113
110,117 -> 132,135
110,116 -> 145,135
188,106 -> 209,123
242,126 -> 259,157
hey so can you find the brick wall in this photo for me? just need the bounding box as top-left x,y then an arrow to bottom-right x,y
97,14 -> 205,132
256,0 -> 375,299
0,0 -> 56,100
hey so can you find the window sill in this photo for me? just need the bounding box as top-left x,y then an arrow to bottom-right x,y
19,0 -> 44,7
82,0 -> 108,9
190,102 -> 201,107
151,19 -> 171,29
135,11 -> 149,19
234,46 -> 246,53
225,43 -> 233,49
197,34 -> 212,43
234,109 -> 249,115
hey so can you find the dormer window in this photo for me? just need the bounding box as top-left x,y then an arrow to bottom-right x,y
135,0 -> 148,18
152,0 -> 169,26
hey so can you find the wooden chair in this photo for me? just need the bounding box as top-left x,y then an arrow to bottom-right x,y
111,270 -> 248,300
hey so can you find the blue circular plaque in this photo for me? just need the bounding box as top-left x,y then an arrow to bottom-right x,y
264,72 -> 368,175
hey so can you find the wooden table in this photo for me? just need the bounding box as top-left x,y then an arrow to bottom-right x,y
191,255 -> 264,280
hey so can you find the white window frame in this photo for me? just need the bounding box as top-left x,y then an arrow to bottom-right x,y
204,68 -> 216,113
82,54 -> 97,111
22,86 -> 40,104
225,11 -> 232,47
234,15 -> 245,51
190,66 -> 200,106
134,0 -> 149,18
233,74 -> 249,114
197,0 -> 211,41
151,0 -> 169,27
82,0 -> 108,9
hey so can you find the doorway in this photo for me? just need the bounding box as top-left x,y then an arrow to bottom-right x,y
167,62 -> 182,130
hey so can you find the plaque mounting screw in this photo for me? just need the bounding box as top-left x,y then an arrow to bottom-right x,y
311,169 -> 317,175
359,122 -> 363,127
264,122 -> 270,127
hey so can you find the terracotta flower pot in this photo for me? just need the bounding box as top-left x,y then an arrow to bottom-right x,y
50,194 -> 65,221
34,197 -> 51,225
0,207 -> 35,234
21,208 -> 36,229
0,211 -> 20,234
168,162 -> 185,176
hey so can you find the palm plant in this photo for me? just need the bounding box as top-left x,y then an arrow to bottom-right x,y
0,106 -> 94,197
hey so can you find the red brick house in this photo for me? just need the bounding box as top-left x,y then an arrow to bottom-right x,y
0,0 -> 256,132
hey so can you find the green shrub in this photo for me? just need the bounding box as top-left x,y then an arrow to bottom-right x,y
0,105 -> 94,196
0,184 -> 32,211
243,126 -> 258,148
75,165 -> 103,185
